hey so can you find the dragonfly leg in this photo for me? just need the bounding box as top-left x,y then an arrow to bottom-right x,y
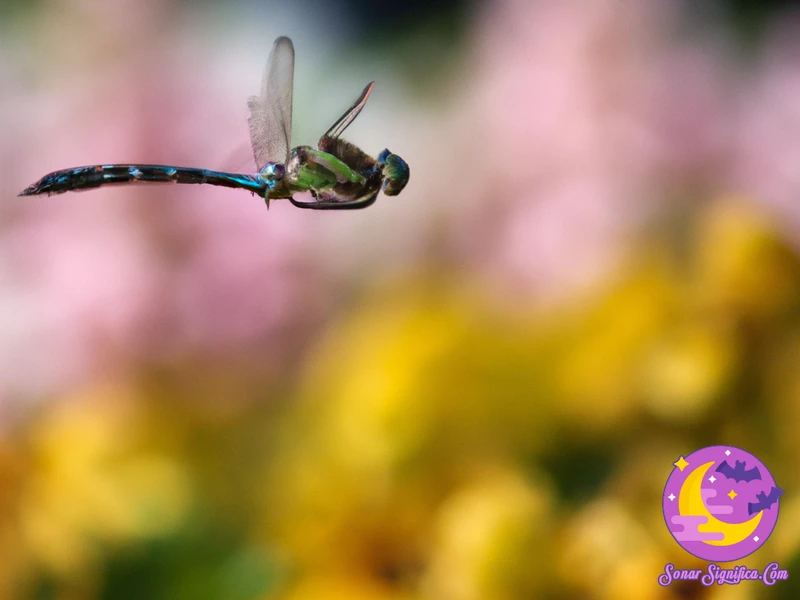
289,189 -> 379,210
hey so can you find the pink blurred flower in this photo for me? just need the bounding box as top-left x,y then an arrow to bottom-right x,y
456,0 -> 732,299
730,12 -> 800,241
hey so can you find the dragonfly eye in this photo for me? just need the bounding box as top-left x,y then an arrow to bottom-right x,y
380,153 -> 409,196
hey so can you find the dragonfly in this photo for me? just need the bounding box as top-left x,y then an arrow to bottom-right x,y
19,36 -> 409,210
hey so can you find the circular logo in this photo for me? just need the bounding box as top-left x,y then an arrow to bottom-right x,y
663,445 -> 782,562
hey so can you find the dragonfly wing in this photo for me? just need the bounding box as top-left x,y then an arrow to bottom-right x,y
321,81 -> 374,142
248,36 -> 295,171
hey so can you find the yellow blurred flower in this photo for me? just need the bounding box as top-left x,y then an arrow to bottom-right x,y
19,384 -> 190,581
557,498 -> 665,600
694,199 -> 800,320
549,256 -> 678,431
262,280 -> 559,597
291,279 -> 552,475
640,321 -> 737,422
423,467 -> 553,600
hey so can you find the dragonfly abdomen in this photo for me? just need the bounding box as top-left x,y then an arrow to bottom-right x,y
18,165 -> 266,197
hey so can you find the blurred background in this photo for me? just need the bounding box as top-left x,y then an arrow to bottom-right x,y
2,0 -> 800,598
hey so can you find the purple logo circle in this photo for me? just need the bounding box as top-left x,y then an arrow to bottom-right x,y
663,446 -> 782,562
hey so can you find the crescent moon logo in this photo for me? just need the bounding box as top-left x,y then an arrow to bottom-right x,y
663,446 -> 782,562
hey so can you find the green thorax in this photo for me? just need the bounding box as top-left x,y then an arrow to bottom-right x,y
264,146 -> 366,199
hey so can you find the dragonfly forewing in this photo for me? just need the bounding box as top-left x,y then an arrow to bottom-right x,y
247,36 -> 295,172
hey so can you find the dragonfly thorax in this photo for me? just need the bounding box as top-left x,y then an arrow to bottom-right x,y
258,162 -> 286,190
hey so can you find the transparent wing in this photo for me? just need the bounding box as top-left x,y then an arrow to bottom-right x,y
248,36 -> 295,171
321,81 -> 374,141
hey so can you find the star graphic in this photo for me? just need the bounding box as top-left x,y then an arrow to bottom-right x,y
709,475 -> 717,483
725,450 -> 731,456
668,493 -> 676,501
674,456 -> 689,471
728,490 -> 737,500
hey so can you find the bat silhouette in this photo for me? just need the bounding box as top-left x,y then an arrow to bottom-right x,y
748,486 -> 784,515
716,460 -> 762,483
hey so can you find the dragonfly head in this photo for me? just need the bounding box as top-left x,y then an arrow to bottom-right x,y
259,162 -> 286,190
377,149 -> 409,196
